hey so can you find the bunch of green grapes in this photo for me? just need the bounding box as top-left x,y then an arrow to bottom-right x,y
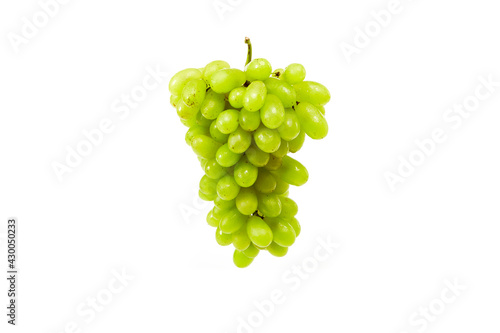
169,38 -> 330,268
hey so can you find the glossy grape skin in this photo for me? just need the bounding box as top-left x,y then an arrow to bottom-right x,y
270,155 -> 309,186
288,130 -> 306,153
295,102 -> 328,140
220,209 -> 246,234
266,242 -> 288,257
235,187 -> 258,215
200,90 -> 225,120
260,94 -> 285,129
228,87 -> 246,109
242,244 -> 260,258
234,157 -> 258,188
169,68 -> 202,95
181,78 -> 207,108
216,143 -> 242,167
176,100 -> 198,121
239,108 -> 261,131
232,227 -> 251,251
278,108 -> 301,141
212,205 -> 228,220
233,249 -> 254,268
264,78 -> 297,108
206,210 -> 219,227
316,105 -> 325,115
247,216 -> 273,248
214,196 -> 235,210
210,69 -> 246,94
245,58 -> 272,81
271,139 -> 289,158
245,144 -> 270,167
190,135 -> 223,159
216,227 -> 233,246
209,120 -> 229,143
279,197 -> 298,217
204,158 -> 226,179
253,124 -> 281,153
203,60 -> 230,84
216,174 -> 241,201
180,116 -> 197,128
258,193 -> 282,217
228,126 -> 252,153
198,190 -> 214,201
273,177 -> 289,195
196,112 -> 212,127
287,217 -> 301,237
294,81 -> 331,106
199,175 -> 218,198
170,94 -> 180,107
282,63 -> 306,85
243,81 -> 267,112
216,109 -> 240,134
254,169 -> 277,193
270,220 -> 296,247
263,155 -> 282,171
185,125 -> 210,146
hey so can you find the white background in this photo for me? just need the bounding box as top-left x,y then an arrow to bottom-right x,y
1,0 -> 499,332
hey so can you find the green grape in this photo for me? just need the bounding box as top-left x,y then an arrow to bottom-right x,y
245,58 -> 272,81
260,94 -> 285,129
293,81 -> 331,106
228,126 -> 252,153
216,109 -> 240,134
198,156 -> 208,169
199,175 -> 218,197
198,190 -> 214,201
288,130 -> 305,153
278,108 -> 301,141
220,208 -> 246,234
206,210 -> 219,227
271,220 -> 296,247
239,108 -> 261,131
242,244 -> 260,258
316,105 -> 325,115
204,158 -> 226,179
180,116 -> 197,128
233,249 -> 254,268
245,144 -> 270,167
190,135 -> 223,159
196,112 -> 212,127
216,227 -> 233,246
169,68 -> 202,96
247,216 -> 273,248
273,177 -> 289,195
185,125 -> 209,146
243,81 -> 267,112
279,197 -> 298,217
272,68 -> 284,79
264,155 -> 282,171
287,217 -> 301,237
295,102 -> 328,140
210,69 -> 246,94
209,120 -> 229,143
203,60 -> 230,84
200,90 -> 225,120
253,124 -> 281,153
270,155 -> 308,186
170,94 -> 180,107
235,187 -> 258,215
176,101 -> 198,121
228,87 -> 246,108
233,157 -> 258,187
271,139 -> 289,158
216,144 -> 242,167
254,169 -> 277,193
264,78 -> 297,108
258,193 -> 282,217
232,226 -> 251,251
181,78 -> 207,108
282,63 -> 306,85
266,242 -> 288,257
216,174 -> 241,200
214,196 -> 235,210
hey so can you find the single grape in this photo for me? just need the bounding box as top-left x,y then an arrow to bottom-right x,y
242,244 -> 260,258
181,78 -> 207,108
206,210 -> 219,227
295,102 -> 328,140
234,157 -> 259,187
263,155 -> 282,171
239,108 -> 261,131
170,94 -> 180,107
202,60 -> 230,84
204,158 -> 226,179
245,144 -> 270,167
279,197 -> 298,217
216,227 -> 233,246
266,242 -> 288,257
260,94 -> 285,129
253,169 -> 277,193
245,58 -> 272,81
243,81 -> 267,112
190,135 -> 223,159
287,217 -> 301,237
199,175 -> 218,197
273,176 -> 289,195
253,124 -> 281,153
315,105 -> 325,115
235,187 -> 258,215
176,101 -> 198,121
185,125 -> 210,146
278,108 -> 301,141
258,193 -> 282,217
169,68 -> 202,95
200,90 -> 226,119
264,78 -> 296,108
198,190 -> 214,201
270,219 -> 296,247
228,87 -> 247,109
293,81 -> 331,106
209,120 -> 229,143
180,116 -> 197,128
271,139 -> 289,158
232,226 -> 251,251
288,130 -> 305,153
216,143 -> 242,167
214,196 -> 235,210
196,112 -> 212,127
270,155 -> 308,186
216,109 -> 240,134
216,174 -> 241,200
210,69 -> 246,94
233,249 -> 254,268
220,208 -> 246,234
247,216 -> 273,248
228,126 -> 252,153
282,63 -> 306,85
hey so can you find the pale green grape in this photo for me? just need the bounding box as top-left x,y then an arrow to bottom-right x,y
228,87 -> 246,108
233,157 -> 258,187
196,112 -> 212,127
206,210 -> 219,227
212,205 -> 227,220
198,156 -> 208,169
169,68 -> 202,95
273,177 -> 289,195
245,144 -> 270,167
264,78 -> 296,108
277,108 -> 301,141
272,68 -> 284,79
214,196 -> 235,210
200,90 -> 225,119
245,58 -> 272,81
295,102 -> 328,140
198,190 -> 213,201
242,244 -> 260,258
264,155 -> 282,171
216,144 -> 242,167
243,81 -> 267,112
266,242 -> 288,257
258,193 -> 282,217
170,94 -> 180,107
294,81 -> 331,105
176,101 -> 198,121
239,108 -> 261,131
271,139 -> 289,158
287,217 -> 301,237
282,63 -> 306,85
279,197 -> 298,217
288,130 -> 305,153
203,60 -> 230,84
185,125 -> 209,146
246,216 -> 273,248
216,174 -> 241,200
199,175 -> 218,197
220,208 -> 246,234
270,155 -> 308,186
228,126 -> 252,153
232,227 -> 251,251
209,120 -> 229,143
181,78 -> 206,108
216,109 -> 240,134
180,116 -> 197,128
204,158 -> 226,179
216,227 -> 233,246
316,105 -> 325,115
233,249 -> 254,268
271,220 -> 296,247
254,169 -> 276,193
235,187 -> 258,215
190,135 -> 222,159
253,124 -> 281,153
260,94 -> 285,129
210,69 -> 246,94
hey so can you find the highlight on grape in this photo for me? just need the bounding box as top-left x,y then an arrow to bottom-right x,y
169,38 -> 331,267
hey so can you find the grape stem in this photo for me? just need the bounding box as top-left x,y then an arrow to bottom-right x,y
245,37 -> 252,66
